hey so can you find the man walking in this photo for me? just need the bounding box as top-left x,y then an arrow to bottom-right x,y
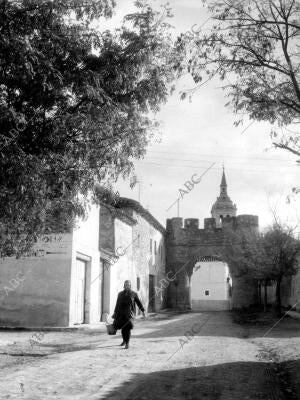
112,280 -> 145,349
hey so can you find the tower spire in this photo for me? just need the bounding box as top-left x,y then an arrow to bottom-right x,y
220,166 -> 227,193
211,167 -> 237,227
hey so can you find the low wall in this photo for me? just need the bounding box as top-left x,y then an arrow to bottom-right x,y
192,299 -> 230,311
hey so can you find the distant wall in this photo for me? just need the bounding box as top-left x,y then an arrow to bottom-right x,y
282,262 -> 300,312
191,261 -> 231,311
262,261 -> 300,312
192,261 -> 230,300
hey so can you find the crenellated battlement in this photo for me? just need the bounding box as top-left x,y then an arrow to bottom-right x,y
166,214 -> 259,244
184,218 -> 199,230
166,217 -> 183,232
204,218 -> 216,230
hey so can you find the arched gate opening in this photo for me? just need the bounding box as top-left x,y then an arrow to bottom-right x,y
191,256 -> 232,311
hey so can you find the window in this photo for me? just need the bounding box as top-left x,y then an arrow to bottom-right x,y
154,240 -> 157,255
137,277 -> 140,291
205,290 -> 210,296
150,239 -> 152,253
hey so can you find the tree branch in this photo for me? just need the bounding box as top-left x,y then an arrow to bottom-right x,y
273,142 -> 300,157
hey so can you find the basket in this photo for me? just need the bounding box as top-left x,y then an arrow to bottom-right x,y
105,323 -> 117,335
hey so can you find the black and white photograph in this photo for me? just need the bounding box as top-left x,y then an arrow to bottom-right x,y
0,0 -> 300,399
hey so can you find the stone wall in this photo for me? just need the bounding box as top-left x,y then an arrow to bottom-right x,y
231,277 -> 258,309
166,215 -> 259,310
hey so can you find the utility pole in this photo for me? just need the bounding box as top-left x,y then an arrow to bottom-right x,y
130,174 -> 141,203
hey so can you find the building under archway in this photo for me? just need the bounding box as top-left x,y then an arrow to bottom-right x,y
191,256 -> 232,311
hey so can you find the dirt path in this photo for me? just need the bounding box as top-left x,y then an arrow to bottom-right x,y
0,312 -> 299,400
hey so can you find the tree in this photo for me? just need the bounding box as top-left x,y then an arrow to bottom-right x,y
263,224 -> 300,314
222,227 -> 273,311
0,0 -> 180,255
222,223 -> 300,314
184,0 -> 300,161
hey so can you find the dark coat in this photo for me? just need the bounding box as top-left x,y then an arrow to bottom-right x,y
113,289 -> 145,328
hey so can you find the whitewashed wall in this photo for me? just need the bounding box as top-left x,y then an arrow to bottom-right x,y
108,218 -> 134,315
70,203 -> 101,325
0,234 -> 73,327
191,261 -> 231,311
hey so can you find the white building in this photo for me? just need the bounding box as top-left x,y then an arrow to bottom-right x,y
0,203 -> 101,327
191,256 -> 232,311
0,196 -> 166,328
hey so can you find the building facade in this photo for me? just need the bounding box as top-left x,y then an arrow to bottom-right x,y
100,198 -> 166,320
0,203 -> 101,327
0,196 -> 167,327
191,256 -> 232,311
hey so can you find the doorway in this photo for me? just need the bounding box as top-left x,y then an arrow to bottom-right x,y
148,274 -> 156,312
191,260 -> 231,311
100,258 -> 111,321
74,258 -> 87,324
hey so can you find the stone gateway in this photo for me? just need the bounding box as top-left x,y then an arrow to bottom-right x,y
165,169 -> 259,311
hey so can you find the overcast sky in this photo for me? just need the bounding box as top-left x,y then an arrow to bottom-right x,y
110,0 -> 299,231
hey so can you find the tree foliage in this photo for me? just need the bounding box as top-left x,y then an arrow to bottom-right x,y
0,0 -> 180,255
263,225 -> 300,280
222,227 -> 271,281
184,0 -> 300,161
223,223 -> 300,311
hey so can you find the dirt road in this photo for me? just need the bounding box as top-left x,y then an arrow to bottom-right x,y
0,311 -> 299,400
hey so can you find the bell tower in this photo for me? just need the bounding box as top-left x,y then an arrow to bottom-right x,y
211,168 -> 237,227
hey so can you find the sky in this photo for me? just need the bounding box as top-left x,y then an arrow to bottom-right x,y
107,0 -> 300,231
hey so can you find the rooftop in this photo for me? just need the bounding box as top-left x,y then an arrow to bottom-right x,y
115,197 -> 165,235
